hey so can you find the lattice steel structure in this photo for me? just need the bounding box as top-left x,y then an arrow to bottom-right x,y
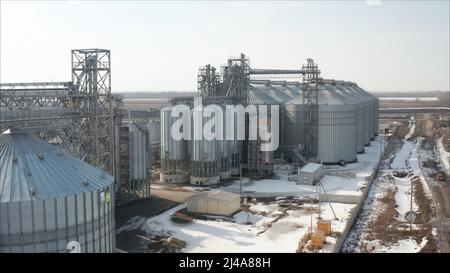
301,58 -> 320,159
195,54 -> 322,175
198,64 -> 219,98
70,49 -> 114,171
0,49 -> 152,203
221,53 -> 250,102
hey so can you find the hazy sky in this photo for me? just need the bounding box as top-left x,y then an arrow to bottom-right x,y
1,1 -> 449,92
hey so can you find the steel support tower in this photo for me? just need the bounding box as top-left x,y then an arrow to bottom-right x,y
301,58 -> 320,160
71,49 -> 114,171
198,64 -> 219,98
1,49 -> 121,193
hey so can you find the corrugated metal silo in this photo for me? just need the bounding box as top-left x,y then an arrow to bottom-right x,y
219,107 -> 231,180
0,130 -> 115,253
128,122 -> 150,181
316,83 -> 357,163
351,84 -> 376,142
190,108 -> 220,185
335,83 -> 365,154
160,106 -> 189,183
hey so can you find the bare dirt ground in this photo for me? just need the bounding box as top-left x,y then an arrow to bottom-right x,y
415,114 -> 450,252
343,119 -> 444,252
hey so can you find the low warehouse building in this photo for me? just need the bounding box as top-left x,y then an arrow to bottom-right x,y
297,163 -> 323,185
187,191 -> 241,216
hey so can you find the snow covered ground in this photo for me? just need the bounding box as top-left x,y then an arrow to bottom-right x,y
221,139 -> 383,199
120,140 -> 385,253
437,137 -> 450,175
129,140 -> 386,253
344,121 -> 433,253
368,237 -> 429,253
140,201 -> 355,253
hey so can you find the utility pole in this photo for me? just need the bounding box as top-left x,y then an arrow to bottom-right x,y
317,180 -> 322,219
317,161 -> 323,219
239,163 -> 243,204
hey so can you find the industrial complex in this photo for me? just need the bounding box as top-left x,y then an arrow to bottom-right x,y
1,49 -> 449,253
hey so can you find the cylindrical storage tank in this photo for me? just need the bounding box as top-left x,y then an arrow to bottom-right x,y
353,85 -> 376,142
0,130 -> 115,253
282,99 -> 306,161
317,83 -> 357,163
358,87 -> 379,138
229,112 -> 241,176
190,107 -> 220,186
160,106 -> 189,183
337,84 -> 365,153
336,82 -> 366,153
219,107 -> 232,180
128,122 -> 150,181
374,97 -> 379,136
148,119 -> 160,144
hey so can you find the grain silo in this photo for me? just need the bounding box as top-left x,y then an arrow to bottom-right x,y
0,129 -> 115,253
247,77 -> 379,165
190,107 -> 220,185
353,84 -> 379,138
316,82 -> 358,163
160,106 -> 189,183
229,111 -> 241,176
128,121 -> 151,183
219,108 -> 232,180
334,82 -> 365,154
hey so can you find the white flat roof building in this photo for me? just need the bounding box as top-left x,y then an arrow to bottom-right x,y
297,163 -> 323,185
187,191 -> 241,216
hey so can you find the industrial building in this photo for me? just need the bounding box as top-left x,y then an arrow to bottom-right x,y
0,129 -> 115,253
160,54 -> 379,184
187,191 -> 241,216
297,163 -> 323,185
0,49 -> 156,252
0,49 -> 152,204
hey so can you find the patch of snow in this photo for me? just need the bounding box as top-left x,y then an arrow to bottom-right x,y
141,202 -> 355,253
117,216 -> 147,233
391,140 -> 415,169
374,237 -> 427,253
393,176 -> 417,221
233,211 -> 263,225
221,139 -> 383,199
437,137 -> 450,175
378,97 -> 438,102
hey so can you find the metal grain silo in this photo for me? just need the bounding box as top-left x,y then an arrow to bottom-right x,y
351,84 -> 376,145
190,108 -> 220,186
335,83 -> 365,154
317,83 -> 357,163
148,119 -> 160,145
128,122 -> 150,181
229,110 -> 241,176
374,96 -> 379,136
160,107 -> 189,183
0,130 -> 115,253
281,97 -> 306,160
282,81 -> 357,164
219,107 -> 232,180
357,86 -> 379,138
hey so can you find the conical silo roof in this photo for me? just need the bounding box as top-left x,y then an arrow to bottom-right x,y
0,129 -> 113,203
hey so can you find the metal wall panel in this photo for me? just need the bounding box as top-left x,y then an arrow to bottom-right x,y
317,104 -> 357,163
128,123 -> 150,180
190,108 -> 220,178
160,107 -> 188,174
0,186 -> 115,253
